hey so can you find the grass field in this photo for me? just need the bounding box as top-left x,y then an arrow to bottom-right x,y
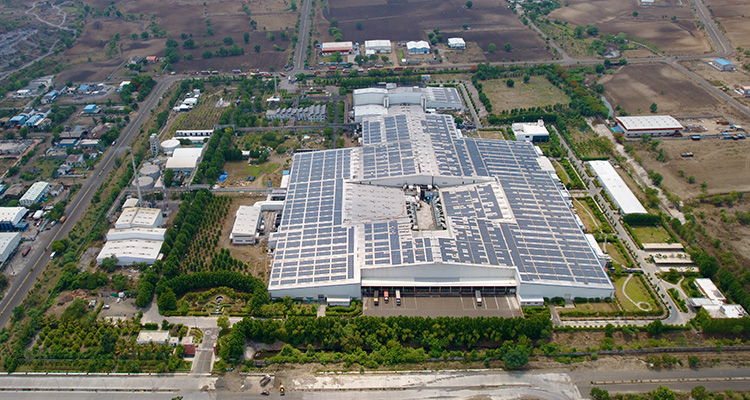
482,76 -> 569,112
615,275 -> 658,312
169,93 -> 228,134
605,242 -> 629,268
555,160 -> 572,187
573,198 -> 599,233
632,226 -> 671,244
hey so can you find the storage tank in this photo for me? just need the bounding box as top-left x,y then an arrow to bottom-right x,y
140,163 -> 160,179
160,139 -> 180,155
132,176 -> 155,189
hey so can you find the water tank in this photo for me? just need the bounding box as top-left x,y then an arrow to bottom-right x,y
160,139 -> 180,155
140,163 -> 160,179
132,176 -> 155,189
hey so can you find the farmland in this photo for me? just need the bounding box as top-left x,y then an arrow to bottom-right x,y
600,64 -> 720,116
481,76 -> 570,112
547,0 -> 710,55
323,0 -> 552,62
168,92 -> 228,135
704,0 -> 750,50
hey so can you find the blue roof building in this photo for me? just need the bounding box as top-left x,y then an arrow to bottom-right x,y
83,104 -> 99,114
712,58 -> 735,71
9,115 -> 28,127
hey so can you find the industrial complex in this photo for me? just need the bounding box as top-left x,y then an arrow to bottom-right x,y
265,106 -> 614,304
352,85 -> 463,122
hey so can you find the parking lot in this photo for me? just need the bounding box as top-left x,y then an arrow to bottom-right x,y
362,295 -> 522,318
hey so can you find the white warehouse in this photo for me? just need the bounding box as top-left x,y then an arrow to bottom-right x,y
447,37 -> 466,49
615,115 -> 683,138
353,85 -> 462,122
406,40 -> 430,54
0,232 -> 21,266
512,120 -> 550,143
588,160 -> 648,215
19,182 -> 50,206
365,40 -> 391,54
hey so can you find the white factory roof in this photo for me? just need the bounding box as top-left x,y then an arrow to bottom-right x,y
122,198 -> 140,209
512,120 -> 549,136
0,207 -> 27,225
615,115 -> 683,132
588,160 -> 648,215
97,239 -> 163,265
106,227 -> 166,241
115,207 -> 163,229
365,39 -> 391,48
20,181 -> 49,203
230,205 -> 262,239
406,40 -> 430,50
268,107 -> 613,298
447,37 -> 465,46
695,278 -> 726,303
0,232 -> 21,262
166,147 -> 204,170
704,304 -> 748,319
321,41 -> 353,51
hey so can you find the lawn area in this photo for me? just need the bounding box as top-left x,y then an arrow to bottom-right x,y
223,160 -> 282,186
559,301 -> 619,315
553,159 -> 572,187
476,130 -> 507,140
614,275 -> 658,312
632,226 -> 672,244
605,242 -> 630,268
482,76 -> 570,112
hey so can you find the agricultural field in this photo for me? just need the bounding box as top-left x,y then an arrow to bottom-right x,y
60,0 -> 298,79
481,76 -> 570,112
323,0 -> 552,62
704,0 -> 750,50
679,60 -> 750,106
600,64 -> 720,116
168,92 -> 229,134
547,0 -> 710,55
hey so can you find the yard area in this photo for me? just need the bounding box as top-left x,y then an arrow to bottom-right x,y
559,301 -> 619,315
631,226 -> 672,244
572,198 -> 599,233
168,92 -> 229,134
481,76 -> 570,112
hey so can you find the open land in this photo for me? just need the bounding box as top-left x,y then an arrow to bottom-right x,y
601,64 -> 721,116
548,0 -> 710,55
482,75 -> 570,111
680,60 -> 750,107
323,0 -> 552,62
704,0 -> 750,50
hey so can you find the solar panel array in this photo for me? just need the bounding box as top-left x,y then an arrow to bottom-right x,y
268,111 -> 612,293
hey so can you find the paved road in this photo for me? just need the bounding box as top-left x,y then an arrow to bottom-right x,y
0,75 -> 185,329
292,0 -> 313,73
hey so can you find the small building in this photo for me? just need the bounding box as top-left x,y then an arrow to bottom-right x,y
145,56 -> 159,63
320,41 -> 354,55
709,58 -> 735,71
83,104 -> 100,114
406,40 -> 430,54
136,330 -> 170,344
365,40 -> 392,54
8,115 -> 28,127
122,198 -> 140,209
19,182 -> 50,206
175,129 -> 213,138
49,184 -> 64,197
512,119 -> 549,143
614,115 -> 683,138
588,161 -> 648,215
41,90 -> 58,104
60,125 -> 89,140
230,205 -> 263,244
447,37 -> 466,49
736,86 -> 750,97
65,154 -> 85,167
115,207 -> 163,229
0,232 -> 22,266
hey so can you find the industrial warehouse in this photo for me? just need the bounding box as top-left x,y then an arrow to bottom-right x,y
265,106 -> 614,305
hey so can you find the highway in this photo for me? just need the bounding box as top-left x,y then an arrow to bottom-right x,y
292,0 -> 313,73
0,75 -> 185,329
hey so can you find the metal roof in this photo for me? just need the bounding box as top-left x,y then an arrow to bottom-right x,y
267,109 -> 613,293
715,58 -> 734,66
588,160 -> 648,215
614,115 -> 683,131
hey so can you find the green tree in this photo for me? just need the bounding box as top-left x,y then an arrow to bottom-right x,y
595,63 -> 605,73
523,75 -> 530,83
223,36 -> 233,45
506,79 -> 515,88
217,316 -> 230,331
650,102 -> 658,113
488,43 -> 496,53
465,1 -> 472,8
244,32 -> 250,43
691,386 -> 709,400
100,256 -> 119,272
157,288 -> 178,312
163,169 -> 174,187
356,22 -> 363,30
504,43 -> 512,52
633,11 -> 639,17
650,386 -> 676,400
330,17 -> 338,27
141,31 -> 149,39
502,347 -> 528,370
590,387 -> 611,400
254,44 -> 261,53
646,320 -> 664,337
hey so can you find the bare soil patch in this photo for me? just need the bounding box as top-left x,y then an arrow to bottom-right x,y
218,194 -> 271,281
601,64 -> 719,116
705,0 -> 750,49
